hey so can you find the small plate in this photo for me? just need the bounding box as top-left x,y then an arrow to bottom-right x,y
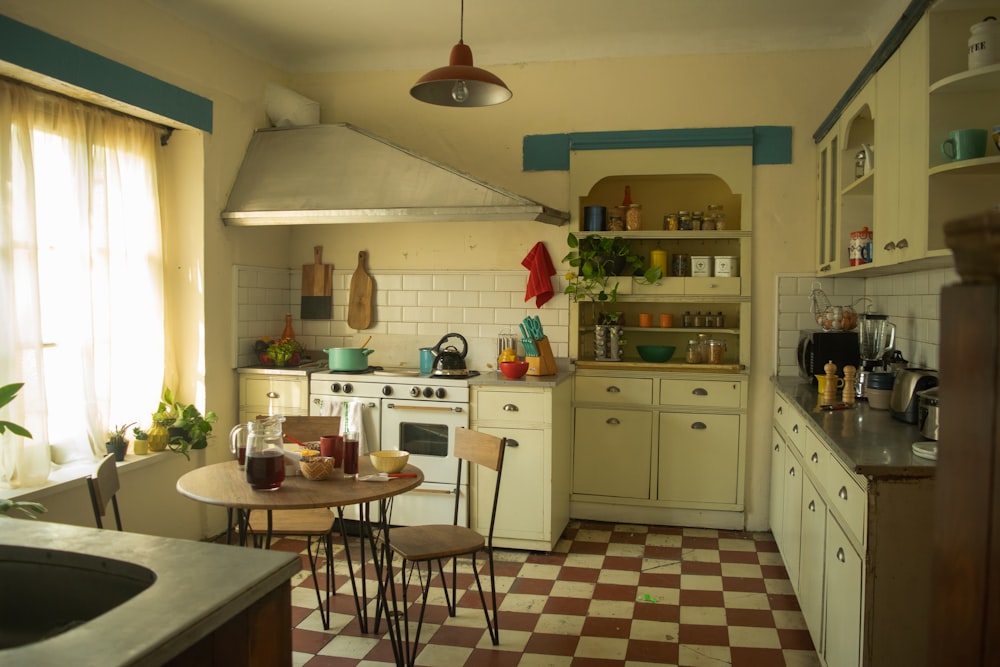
911,441 -> 937,461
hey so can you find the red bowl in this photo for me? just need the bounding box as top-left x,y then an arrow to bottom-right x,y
500,361 -> 529,379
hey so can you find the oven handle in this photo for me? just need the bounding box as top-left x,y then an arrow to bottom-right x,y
407,487 -> 457,495
384,403 -> 464,413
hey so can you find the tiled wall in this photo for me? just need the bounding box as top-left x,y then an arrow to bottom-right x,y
775,266 -> 960,378
234,265 -> 570,371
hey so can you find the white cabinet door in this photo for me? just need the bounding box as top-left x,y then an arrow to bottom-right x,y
780,444 -> 804,590
769,428 -> 786,547
477,426 -> 544,540
574,407 -> 652,499
825,516 -> 863,667
657,413 -> 740,505
799,474 -> 827,654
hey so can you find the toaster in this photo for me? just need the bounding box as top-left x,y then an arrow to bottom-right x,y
889,369 -> 939,424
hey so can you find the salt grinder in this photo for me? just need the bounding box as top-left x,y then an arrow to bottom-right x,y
823,360 -> 839,405
842,365 -> 857,406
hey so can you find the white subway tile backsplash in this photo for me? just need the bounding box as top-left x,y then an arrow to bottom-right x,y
448,291 -> 480,308
495,274 -> 526,292
418,291 -> 449,307
464,274 -> 495,291
433,274 -> 465,291
388,291 -> 419,306
402,274 -> 434,291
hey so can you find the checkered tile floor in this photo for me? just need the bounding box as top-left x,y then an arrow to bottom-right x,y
264,520 -> 820,666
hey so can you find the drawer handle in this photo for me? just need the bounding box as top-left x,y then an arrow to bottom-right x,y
692,388 -> 708,396
691,422 -> 707,430
896,238 -> 909,249
820,264 -> 831,272
606,418 -> 620,425
792,424 -> 799,434
811,452 -> 819,463
502,403 -> 519,412
788,466 -> 796,477
839,486 -> 848,500
267,391 -> 280,399
777,406 -> 783,415
505,439 -> 519,448
836,547 -> 846,563
883,240 -> 896,252
607,386 -> 621,393
808,500 -> 816,512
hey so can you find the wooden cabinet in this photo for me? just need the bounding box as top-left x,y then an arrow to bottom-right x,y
470,379 -> 571,551
573,405 -> 652,499
798,473 -> 826,654
237,370 -> 310,423
825,516 -> 864,667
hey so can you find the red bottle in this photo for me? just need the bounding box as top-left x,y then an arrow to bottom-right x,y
281,314 -> 295,340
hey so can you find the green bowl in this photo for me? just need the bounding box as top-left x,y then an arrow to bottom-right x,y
637,345 -> 676,363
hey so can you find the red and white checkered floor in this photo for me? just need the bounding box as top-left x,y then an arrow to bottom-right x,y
266,520 -> 820,666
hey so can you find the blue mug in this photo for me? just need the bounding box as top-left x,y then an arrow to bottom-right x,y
419,347 -> 434,374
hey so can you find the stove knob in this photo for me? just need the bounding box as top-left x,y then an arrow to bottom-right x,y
382,385 -> 393,396
435,388 -> 447,399
330,383 -> 341,393
343,383 -> 354,394
410,386 -> 421,398
423,387 -> 434,398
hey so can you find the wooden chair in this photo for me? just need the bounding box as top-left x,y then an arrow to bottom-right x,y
246,415 -> 342,629
382,427 -> 508,663
88,453 -> 123,530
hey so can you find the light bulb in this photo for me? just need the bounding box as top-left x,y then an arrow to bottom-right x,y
451,80 -> 469,103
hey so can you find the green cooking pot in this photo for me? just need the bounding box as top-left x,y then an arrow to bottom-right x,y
322,346 -> 375,371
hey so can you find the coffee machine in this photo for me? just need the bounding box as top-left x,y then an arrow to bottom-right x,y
856,313 -> 896,398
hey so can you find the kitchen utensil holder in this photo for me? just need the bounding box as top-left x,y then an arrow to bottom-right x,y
527,337 -> 557,376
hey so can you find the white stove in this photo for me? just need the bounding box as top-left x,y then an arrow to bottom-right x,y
309,367 -> 474,526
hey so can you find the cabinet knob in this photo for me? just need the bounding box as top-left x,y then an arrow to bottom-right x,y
820,264 -> 832,272
808,500 -> 816,512
266,391 -> 279,399
839,486 -> 848,500
691,422 -> 707,430
883,241 -> 896,251
502,403 -> 519,412
505,439 -> 519,448
792,424 -> 799,434
774,443 -> 780,451
607,386 -> 621,393
606,417 -> 620,425
692,388 -> 708,396
836,547 -> 846,563
896,238 -> 909,249
811,452 -> 819,463
777,406 -> 783,415
789,466 -> 796,477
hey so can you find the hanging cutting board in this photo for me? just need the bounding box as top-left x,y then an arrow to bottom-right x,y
301,246 -> 333,320
348,250 -> 374,330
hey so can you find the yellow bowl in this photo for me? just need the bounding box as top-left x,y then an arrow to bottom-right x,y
370,450 -> 409,474
299,456 -> 335,480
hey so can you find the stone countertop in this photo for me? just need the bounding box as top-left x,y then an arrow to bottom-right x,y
471,366 -> 574,388
773,376 -> 935,479
0,518 -> 299,666
237,358 -> 327,376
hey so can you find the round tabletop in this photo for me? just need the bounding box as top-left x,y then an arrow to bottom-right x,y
176,459 -> 424,510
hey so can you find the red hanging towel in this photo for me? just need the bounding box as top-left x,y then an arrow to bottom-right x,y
521,241 -> 557,308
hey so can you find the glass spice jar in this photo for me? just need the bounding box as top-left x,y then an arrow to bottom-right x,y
692,211 -> 704,230
706,339 -> 727,364
663,214 -> 679,231
607,207 -> 626,231
678,211 -> 692,231
682,311 -> 693,328
686,339 -> 704,364
625,204 -> 642,231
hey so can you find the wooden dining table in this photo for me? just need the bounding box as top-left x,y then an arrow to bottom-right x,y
176,457 -> 422,655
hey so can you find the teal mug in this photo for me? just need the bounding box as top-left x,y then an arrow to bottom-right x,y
941,129 -> 988,161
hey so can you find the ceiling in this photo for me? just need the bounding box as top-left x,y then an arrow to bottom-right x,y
143,0 -> 913,73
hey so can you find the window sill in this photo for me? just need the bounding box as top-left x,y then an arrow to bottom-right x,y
0,450 -> 177,503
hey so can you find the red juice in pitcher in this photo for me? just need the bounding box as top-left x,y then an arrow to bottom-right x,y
246,449 -> 286,490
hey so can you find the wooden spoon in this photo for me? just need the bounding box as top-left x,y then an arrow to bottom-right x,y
359,335 -> 372,348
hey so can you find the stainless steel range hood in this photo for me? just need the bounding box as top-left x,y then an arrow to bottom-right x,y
222,123 -> 568,226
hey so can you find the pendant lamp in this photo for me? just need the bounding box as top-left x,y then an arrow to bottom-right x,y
410,0 -> 512,107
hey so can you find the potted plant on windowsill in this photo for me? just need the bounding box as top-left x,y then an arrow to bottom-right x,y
152,388 -> 217,460
105,422 -> 135,462
132,426 -> 149,456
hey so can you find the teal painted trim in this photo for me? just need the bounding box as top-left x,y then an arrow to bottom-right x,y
523,126 -> 791,171
0,14 -> 213,132
812,0 -> 931,142
523,134 -> 570,171
753,126 -> 793,164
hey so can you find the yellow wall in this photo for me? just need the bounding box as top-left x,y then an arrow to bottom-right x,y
0,0 -> 871,534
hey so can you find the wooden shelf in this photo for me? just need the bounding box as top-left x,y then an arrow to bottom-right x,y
929,154 -> 1000,176
929,63 -> 1000,95
575,360 -> 745,372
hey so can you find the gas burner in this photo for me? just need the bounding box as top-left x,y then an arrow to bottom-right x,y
323,366 -> 381,375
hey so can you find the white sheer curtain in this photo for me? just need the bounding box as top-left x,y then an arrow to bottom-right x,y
0,78 -> 165,483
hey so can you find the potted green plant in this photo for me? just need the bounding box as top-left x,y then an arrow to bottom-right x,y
0,382 -> 46,518
152,387 -> 217,460
132,426 -> 150,456
105,422 -> 135,462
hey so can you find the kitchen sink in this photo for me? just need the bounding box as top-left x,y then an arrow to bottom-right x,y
0,545 -> 156,649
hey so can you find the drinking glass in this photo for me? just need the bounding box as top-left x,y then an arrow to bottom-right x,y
343,431 -> 360,479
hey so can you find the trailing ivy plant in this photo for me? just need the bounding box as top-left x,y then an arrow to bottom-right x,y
562,233 -> 662,318
0,382 -> 47,518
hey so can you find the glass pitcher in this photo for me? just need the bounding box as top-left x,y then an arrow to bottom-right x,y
236,416 -> 286,490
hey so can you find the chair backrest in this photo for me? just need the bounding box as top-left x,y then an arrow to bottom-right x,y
88,453 -> 122,530
256,415 -> 341,446
453,427 -> 507,535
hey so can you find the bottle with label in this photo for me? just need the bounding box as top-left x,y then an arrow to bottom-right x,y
682,311 -> 693,328
282,313 -> 296,340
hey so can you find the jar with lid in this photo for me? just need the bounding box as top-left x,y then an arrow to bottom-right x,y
625,204 -> 642,231
682,311 -> 693,327
686,339 -> 704,364
607,208 -> 625,231
678,211 -> 692,231
663,213 -> 679,231
693,311 -> 706,327
691,211 -> 704,231
969,16 -> 1000,69
706,339 -> 727,365
715,311 -> 726,328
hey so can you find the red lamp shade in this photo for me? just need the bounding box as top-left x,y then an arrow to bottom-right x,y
410,41 -> 512,107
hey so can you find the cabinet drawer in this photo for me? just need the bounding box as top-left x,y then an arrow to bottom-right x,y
773,391 -> 806,454
241,376 -> 309,412
476,390 -> 547,425
632,277 -> 741,296
661,379 -> 742,409
824,456 -> 867,546
575,376 -> 653,406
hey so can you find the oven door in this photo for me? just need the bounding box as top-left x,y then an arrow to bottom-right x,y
381,399 -> 469,526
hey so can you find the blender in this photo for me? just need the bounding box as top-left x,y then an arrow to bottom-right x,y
856,313 -> 896,399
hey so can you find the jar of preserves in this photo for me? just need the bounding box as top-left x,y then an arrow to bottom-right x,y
607,206 -> 626,231
663,214 -> 679,231
706,339 -> 727,364
625,204 -> 642,231
692,211 -> 704,230
686,339 -> 704,364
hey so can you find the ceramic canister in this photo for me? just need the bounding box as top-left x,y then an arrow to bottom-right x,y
583,205 -> 606,232
849,227 -> 873,266
691,256 -> 713,277
969,16 -> 1000,69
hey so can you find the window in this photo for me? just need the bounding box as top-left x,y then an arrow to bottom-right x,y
0,78 -> 166,476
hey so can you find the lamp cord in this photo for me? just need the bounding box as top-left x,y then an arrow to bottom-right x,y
459,0 -> 464,43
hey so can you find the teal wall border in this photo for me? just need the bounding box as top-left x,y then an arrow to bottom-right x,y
523,126 -> 791,171
0,14 -> 213,133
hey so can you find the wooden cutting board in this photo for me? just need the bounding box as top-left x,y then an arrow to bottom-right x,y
301,246 -> 333,320
347,250 -> 373,330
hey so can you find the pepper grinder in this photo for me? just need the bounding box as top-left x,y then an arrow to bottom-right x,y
842,365 -> 857,406
823,360 -> 839,405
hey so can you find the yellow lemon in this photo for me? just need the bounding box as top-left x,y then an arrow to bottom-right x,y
499,348 -> 517,363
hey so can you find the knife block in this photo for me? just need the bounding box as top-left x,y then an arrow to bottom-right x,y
527,337 -> 557,376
